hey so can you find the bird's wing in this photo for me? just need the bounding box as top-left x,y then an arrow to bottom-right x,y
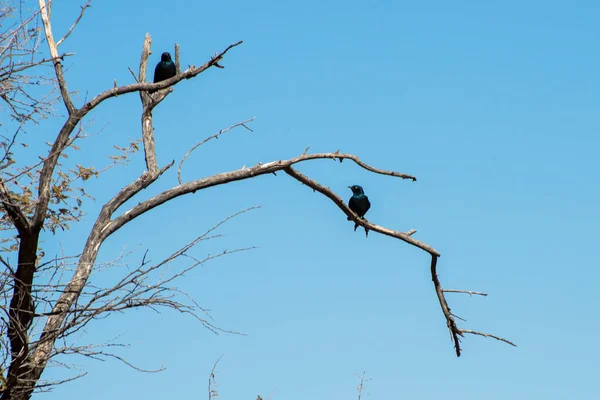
348,196 -> 358,210
153,63 -> 161,83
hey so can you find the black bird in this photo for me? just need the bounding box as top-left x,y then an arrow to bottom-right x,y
153,52 -> 176,85
348,185 -> 371,231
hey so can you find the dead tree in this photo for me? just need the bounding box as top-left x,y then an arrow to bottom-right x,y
0,1 -> 514,399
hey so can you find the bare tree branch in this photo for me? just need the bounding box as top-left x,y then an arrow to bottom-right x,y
38,0 -> 76,115
443,289 -> 488,297
0,54 -> 74,80
174,43 -> 181,75
458,329 -> 517,347
137,33 -> 158,175
283,166 -> 432,253
356,372 -> 370,400
208,356 -> 223,400
177,117 -> 256,184
277,167 -> 510,357
56,1 -> 91,47
107,151 -> 417,238
430,255 -> 463,356
81,40 -> 244,111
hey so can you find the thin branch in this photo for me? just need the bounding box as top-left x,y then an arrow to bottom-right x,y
127,67 -> 140,83
443,289 -> 488,297
56,1 -> 91,46
356,372 -> 370,400
0,53 -> 75,80
208,356 -> 223,400
33,371 -> 87,389
177,117 -> 256,184
459,329 -> 517,347
91,351 -> 165,373
174,43 -> 181,75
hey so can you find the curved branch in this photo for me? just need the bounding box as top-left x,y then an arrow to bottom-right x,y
283,167 -> 436,255
105,151 -> 416,237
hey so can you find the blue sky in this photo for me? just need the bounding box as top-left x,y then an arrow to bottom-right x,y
22,0 -> 600,398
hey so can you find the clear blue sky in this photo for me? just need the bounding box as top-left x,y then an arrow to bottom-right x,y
32,0 -> 599,399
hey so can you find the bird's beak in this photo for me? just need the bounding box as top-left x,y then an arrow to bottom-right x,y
347,186 -> 352,189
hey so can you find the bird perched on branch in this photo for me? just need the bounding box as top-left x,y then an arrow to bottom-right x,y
153,52 -> 176,86
348,185 -> 371,231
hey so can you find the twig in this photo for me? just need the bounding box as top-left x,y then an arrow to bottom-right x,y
356,372 -> 370,400
459,329 -> 517,347
127,67 -> 140,83
443,289 -> 488,297
208,356 -> 223,400
0,53 -> 75,80
56,1 -> 92,46
177,118 -> 256,184
174,43 -> 181,75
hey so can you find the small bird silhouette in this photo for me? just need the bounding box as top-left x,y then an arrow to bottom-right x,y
348,185 -> 371,231
153,52 -> 176,86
